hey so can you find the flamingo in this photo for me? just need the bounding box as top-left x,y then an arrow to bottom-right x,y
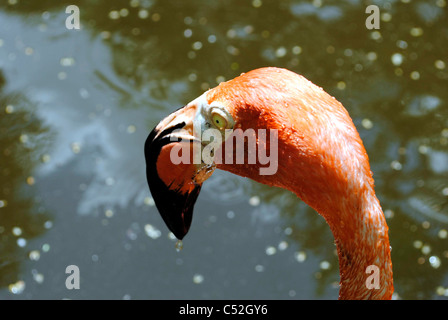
144,67 -> 393,300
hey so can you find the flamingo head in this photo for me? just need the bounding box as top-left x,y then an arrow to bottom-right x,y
144,82 -> 238,239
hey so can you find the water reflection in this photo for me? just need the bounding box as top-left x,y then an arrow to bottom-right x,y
0,70 -> 51,291
0,0 -> 447,299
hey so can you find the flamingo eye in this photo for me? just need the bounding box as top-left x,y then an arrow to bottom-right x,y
211,112 -> 227,130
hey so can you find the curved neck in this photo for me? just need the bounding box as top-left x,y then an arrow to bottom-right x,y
277,138 -> 394,299
313,187 -> 393,299
280,139 -> 394,299
219,138 -> 394,299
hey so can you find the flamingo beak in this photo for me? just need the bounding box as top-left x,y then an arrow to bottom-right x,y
144,105 -> 214,240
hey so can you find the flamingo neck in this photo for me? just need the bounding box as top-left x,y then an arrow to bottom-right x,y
305,185 -> 393,300
217,132 -> 393,299
219,146 -> 394,299
271,139 -> 394,299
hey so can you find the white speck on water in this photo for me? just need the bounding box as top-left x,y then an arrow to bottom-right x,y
29,250 -> 41,261
127,125 -> 136,134
421,244 -> 431,255
295,251 -> 307,262
278,241 -> 288,251
265,246 -> 276,256
5,104 -> 14,114
362,118 -> 373,129
252,0 -> 262,8
410,71 -> 420,80
255,264 -> 265,272
275,46 -> 287,58
44,220 -> 53,229
429,256 -> 441,268
108,10 -> 120,20
144,224 -> 161,239
337,81 -> 346,90
396,40 -> 408,49
418,144 -> 429,154
370,31 -> 382,40
436,286 -> 448,296
381,12 -> 392,22
192,41 -> 203,50
42,243 -> 50,252
366,51 -> 377,61
184,29 -> 192,38
413,240 -> 423,249
9,280 -> 25,294
60,57 -> 75,67
320,260 -> 331,270
214,75 -> 225,84
12,227 -> 22,236
410,27 -> 423,37
208,34 -> 217,43
138,9 -> 149,19
390,160 -> 402,171
34,273 -> 44,284
17,238 -> 27,247
120,8 -> 129,17
41,154 -> 51,163
226,210 -> 235,219
391,53 -> 403,66
193,274 -> 204,284
71,142 -> 81,154
19,134 -> 28,144
249,196 -> 260,206
384,209 -> 394,219
105,209 -> 114,218
435,60 -> 446,70
284,227 -> 293,235
292,46 -> 302,55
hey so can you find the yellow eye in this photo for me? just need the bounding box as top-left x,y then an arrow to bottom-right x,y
211,113 -> 227,130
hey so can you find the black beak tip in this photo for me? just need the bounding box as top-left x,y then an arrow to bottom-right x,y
144,124 -> 202,241
172,228 -> 187,241
158,206 -> 193,241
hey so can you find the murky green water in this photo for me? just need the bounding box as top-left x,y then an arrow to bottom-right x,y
0,0 -> 447,300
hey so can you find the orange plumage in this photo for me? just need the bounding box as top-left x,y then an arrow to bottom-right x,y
146,67 -> 393,299
207,68 -> 393,299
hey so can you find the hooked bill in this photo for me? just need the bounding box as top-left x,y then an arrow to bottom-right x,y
144,118 -> 204,240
